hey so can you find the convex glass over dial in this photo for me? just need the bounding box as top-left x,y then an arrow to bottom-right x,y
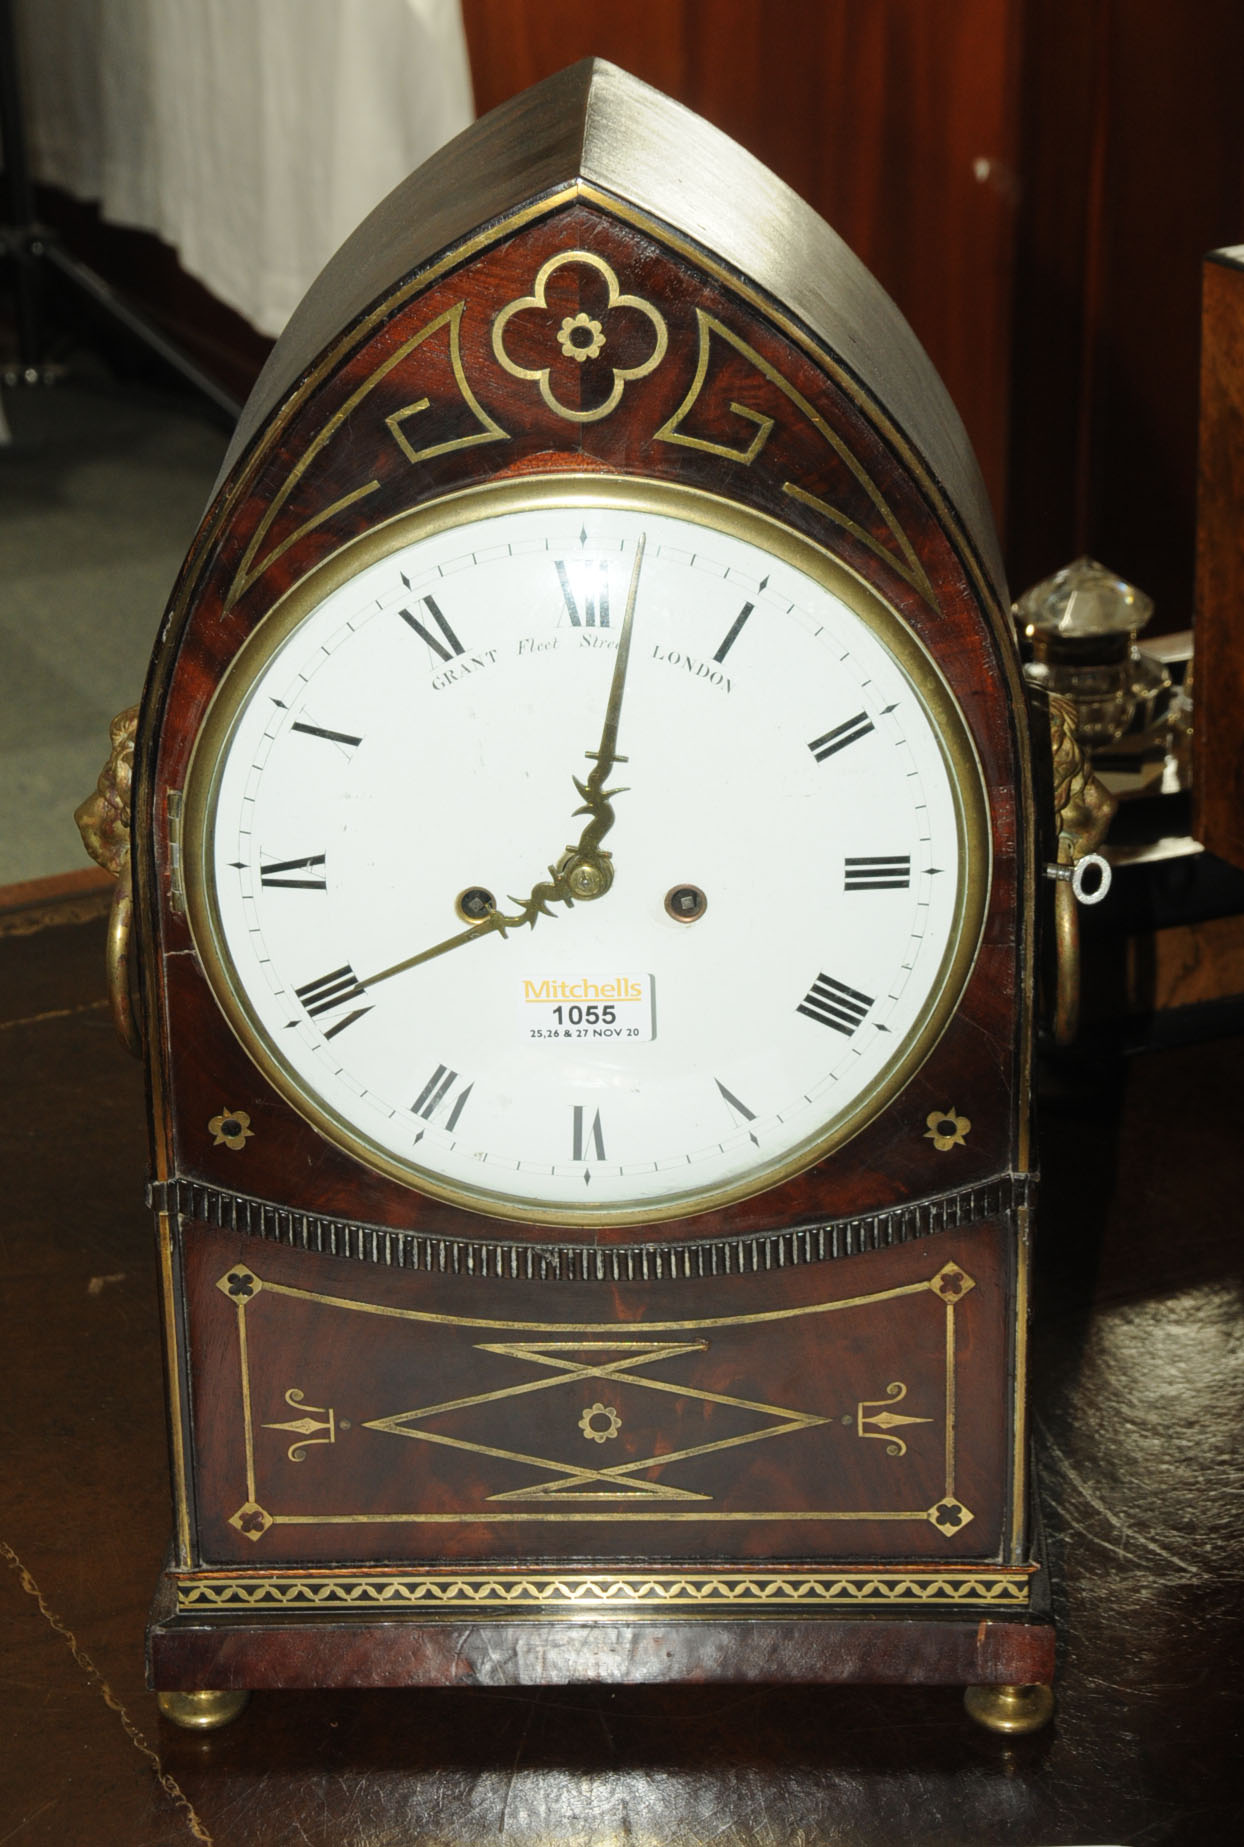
183,478 -> 990,1226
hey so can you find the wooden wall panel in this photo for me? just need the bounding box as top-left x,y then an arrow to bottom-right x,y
461,0 -> 1024,531
1193,250 -> 1244,870
1007,0 -> 1244,624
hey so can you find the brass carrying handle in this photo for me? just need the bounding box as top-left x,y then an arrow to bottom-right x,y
105,856 -> 142,1058
1044,693 -> 1116,1047
75,705 -> 143,1059
1048,843 -> 1112,1045
1050,850 -> 1084,1047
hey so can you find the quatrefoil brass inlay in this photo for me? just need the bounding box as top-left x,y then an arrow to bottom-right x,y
492,250 -> 668,423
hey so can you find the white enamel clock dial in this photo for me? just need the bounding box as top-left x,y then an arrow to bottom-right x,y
184,478 -> 990,1226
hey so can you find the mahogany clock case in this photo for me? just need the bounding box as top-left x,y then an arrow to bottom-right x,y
132,62 -> 1045,1688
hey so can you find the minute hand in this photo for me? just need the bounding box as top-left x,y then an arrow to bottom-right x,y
359,535 -> 646,991
561,530 -> 646,877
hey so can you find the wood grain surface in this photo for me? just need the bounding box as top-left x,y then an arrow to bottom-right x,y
1193,252 -> 1244,871
142,196 -> 1029,1253
3,907 -> 1241,1842
174,1215 -> 1012,1568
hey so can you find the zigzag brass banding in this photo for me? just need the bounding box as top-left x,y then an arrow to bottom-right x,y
176,1567 -> 1033,1617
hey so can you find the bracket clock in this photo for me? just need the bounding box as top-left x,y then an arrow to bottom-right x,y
104,61 -> 1060,1733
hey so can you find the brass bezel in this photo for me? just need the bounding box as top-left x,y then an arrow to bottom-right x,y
182,474 -> 992,1229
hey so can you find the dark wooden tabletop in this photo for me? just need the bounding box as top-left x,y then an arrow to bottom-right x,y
2,894 -> 1241,1845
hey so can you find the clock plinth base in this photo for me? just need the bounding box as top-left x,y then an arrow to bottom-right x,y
148,1569 -> 1055,1702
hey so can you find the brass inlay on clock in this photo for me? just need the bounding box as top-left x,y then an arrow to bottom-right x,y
208,1110 -> 254,1150
654,309 -> 937,607
492,249 -> 668,422
925,1109 -> 971,1151
262,1389 -> 336,1462
213,1255 -> 977,1535
857,1382 -> 933,1457
177,1566 -> 1032,1619
229,301 -> 511,608
120,61 -> 1051,1723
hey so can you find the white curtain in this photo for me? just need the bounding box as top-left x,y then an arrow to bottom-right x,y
15,0 -> 475,336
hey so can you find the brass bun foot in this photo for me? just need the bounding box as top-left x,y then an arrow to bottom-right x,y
963,1681 -> 1055,1735
157,1688 -> 250,1731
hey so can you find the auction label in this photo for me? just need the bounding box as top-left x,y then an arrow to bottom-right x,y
520,974 -> 654,1042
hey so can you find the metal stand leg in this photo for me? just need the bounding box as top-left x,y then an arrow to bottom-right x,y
0,0 -> 241,420
964,1682 -> 1055,1735
156,1689 -> 251,1731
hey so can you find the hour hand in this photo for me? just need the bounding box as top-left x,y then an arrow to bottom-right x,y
361,538 -> 647,990
360,858 -> 573,989
360,905 -> 513,988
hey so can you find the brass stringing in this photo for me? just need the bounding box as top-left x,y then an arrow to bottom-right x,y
176,1568 -> 1032,1617
215,1260 -> 978,1537
363,1340 -> 828,1504
654,309 -> 937,608
227,301 -> 510,609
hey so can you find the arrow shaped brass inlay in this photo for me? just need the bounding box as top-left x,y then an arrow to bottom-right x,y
856,1382 -> 932,1458
263,1388 -> 336,1462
